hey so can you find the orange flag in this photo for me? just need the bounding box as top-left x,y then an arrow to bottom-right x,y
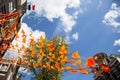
39,36 -> 44,41
70,69 -> 77,74
48,41 -> 54,51
69,59 -> 77,66
59,45 -> 67,55
72,51 -> 80,59
100,64 -> 110,72
31,50 -> 35,58
85,57 -> 96,68
65,66 -> 71,70
24,49 -> 28,56
55,62 -> 60,69
78,65 -> 83,72
21,29 -> 25,35
30,38 -> 34,45
81,70 -> 89,74
22,37 -> 26,43
15,34 -> 19,40
38,43 -> 43,48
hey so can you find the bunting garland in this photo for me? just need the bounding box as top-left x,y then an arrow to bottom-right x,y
0,28 -> 111,79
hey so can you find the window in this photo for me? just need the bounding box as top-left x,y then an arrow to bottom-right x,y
0,5 -> 6,14
0,27 -> 2,42
2,65 -> 8,71
9,2 -> 14,13
9,1 -> 16,13
9,2 -> 13,12
0,63 -> 10,72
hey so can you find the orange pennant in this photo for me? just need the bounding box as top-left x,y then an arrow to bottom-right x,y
85,57 -> 96,68
72,51 -> 80,59
70,69 -> 77,74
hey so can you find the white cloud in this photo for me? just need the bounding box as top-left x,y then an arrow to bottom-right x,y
60,14 -> 76,33
104,4 -> 120,53
103,3 -> 120,27
114,39 -> 120,46
26,0 -> 82,43
113,38 -> 120,53
27,0 -> 81,33
72,32 -> 79,40
97,0 -> 102,9
74,11 -> 79,19
4,23 -> 46,59
118,49 -> 120,52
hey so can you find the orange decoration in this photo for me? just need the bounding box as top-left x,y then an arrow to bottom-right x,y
69,59 -> 77,66
12,35 -> 112,78
21,44 -> 25,49
6,32 -> 12,38
24,49 -> 28,56
13,26 -> 16,30
51,54 -> 55,59
21,29 -> 25,35
38,62 -> 42,67
69,59 -> 74,64
100,64 -> 110,72
55,62 -> 60,69
31,50 -> 35,58
39,36 -> 44,41
48,56 -> 53,62
0,56 -> 2,61
15,30 -> 18,35
78,65 -> 83,71
61,56 -> 68,63
10,44 -> 15,49
38,42 -> 43,48
15,34 -> 19,40
33,63 -> 38,68
27,62 -> 31,67
18,49 -> 21,53
72,61 -> 77,66
70,69 -> 77,74
30,38 -> 34,45
22,37 -> 26,43
46,62 -> 51,70
85,57 -> 96,68
77,59 -> 82,64
81,70 -> 89,74
59,45 -> 67,55
72,51 -> 80,59
48,41 -> 54,51
51,66 -> 55,70
65,66 -> 71,70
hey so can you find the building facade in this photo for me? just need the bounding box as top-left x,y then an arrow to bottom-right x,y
0,0 -> 27,57
93,53 -> 120,80
0,59 -> 20,80
0,1 -> 27,79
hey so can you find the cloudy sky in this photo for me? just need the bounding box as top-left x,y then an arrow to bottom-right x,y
6,0 -> 120,80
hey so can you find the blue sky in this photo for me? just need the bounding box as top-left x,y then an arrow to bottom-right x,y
19,0 -> 120,80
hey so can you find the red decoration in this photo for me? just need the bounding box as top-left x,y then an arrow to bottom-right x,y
32,5 -> 35,10
100,64 -> 110,72
86,57 -> 96,68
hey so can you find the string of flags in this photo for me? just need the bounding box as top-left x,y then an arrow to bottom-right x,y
28,5 -> 35,10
